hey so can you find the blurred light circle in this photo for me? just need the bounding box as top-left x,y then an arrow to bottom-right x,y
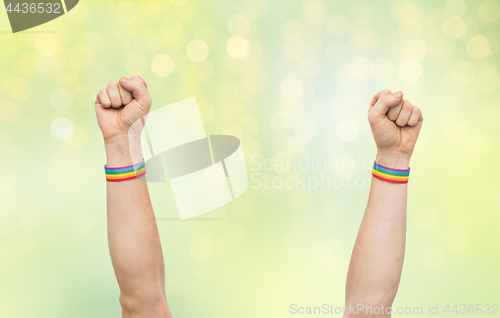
281,76 -> 303,99
161,18 -> 184,41
230,199 -> 253,222
298,56 -> 321,78
242,137 -> 260,158
116,1 -> 139,24
443,16 -> 467,39
475,181 -> 498,203
430,36 -> 455,60
12,233 -> 34,256
227,14 -> 250,36
477,68 -> 500,91
478,0 -> 500,22
285,231 -> 307,254
336,119 -> 358,142
272,134 -> 294,153
469,132 -> 494,156
466,35 -> 490,59
9,77 -> 32,101
189,239 -> 212,260
445,230 -> 469,253
151,54 -> 174,77
125,53 -> 149,76
413,206 -> 436,229
480,105 -> 500,128
421,245 -> 445,268
191,261 -> 213,279
50,88 -> 74,111
186,39 -> 209,62
224,224 -> 246,246
398,20 -> 422,40
34,52 -> 58,73
184,281 -> 207,304
290,190 -> 312,212
0,167 -> 16,195
326,16 -> 350,39
444,0 -> 468,17
282,20 -> 306,41
0,99 -> 21,122
166,273 -> 187,296
226,36 -> 250,59
451,61 -> 476,84
67,125 -> 89,149
403,40 -> 428,61
325,41 -> 348,63
35,34 -> 59,55
195,26 -> 218,48
392,1 -> 424,23
0,218 -> 17,236
399,60 -> 422,82
352,57 -> 373,80
294,118 -> 316,141
271,152 -> 293,173
238,116 -> 259,137
283,40 -> 305,60
51,118 -> 75,140
442,113 -> 466,136
71,212 -> 95,234
310,243 -> 333,266
198,101 -> 215,123
69,45 -> 92,68
44,195 -> 67,218
372,57 -> 394,80
19,208 -> 41,232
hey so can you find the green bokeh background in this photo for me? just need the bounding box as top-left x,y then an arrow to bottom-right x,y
1,0 -> 499,317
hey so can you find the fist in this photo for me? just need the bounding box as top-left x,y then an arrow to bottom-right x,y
368,90 -> 423,165
94,75 -> 152,142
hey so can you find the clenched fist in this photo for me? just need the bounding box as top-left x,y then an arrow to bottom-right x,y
368,90 -> 423,168
95,75 -> 152,143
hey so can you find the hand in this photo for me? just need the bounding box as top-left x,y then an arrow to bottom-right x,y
368,90 -> 423,168
94,75 -> 152,143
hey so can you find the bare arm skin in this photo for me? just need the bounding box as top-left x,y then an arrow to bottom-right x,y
95,75 -> 173,318
344,90 -> 423,317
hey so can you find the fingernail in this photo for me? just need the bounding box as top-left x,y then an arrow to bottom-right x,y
121,77 -> 130,83
393,91 -> 402,98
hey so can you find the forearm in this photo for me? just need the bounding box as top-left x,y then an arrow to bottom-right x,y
345,154 -> 409,314
105,136 -> 167,311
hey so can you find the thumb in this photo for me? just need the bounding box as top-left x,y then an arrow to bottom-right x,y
369,90 -> 404,125
119,75 -> 152,110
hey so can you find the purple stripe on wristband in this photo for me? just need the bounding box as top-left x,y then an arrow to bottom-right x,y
374,162 -> 410,172
104,159 -> 145,170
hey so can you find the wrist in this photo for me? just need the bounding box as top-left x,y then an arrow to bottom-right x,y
375,151 -> 410,169
104,136 -> 143,167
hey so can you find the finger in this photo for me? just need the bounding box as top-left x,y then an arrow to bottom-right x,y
370,89 -> 392,107
395,100 -> 413,127
98,89 -> 112,109
387,98 -> 404,121
407,106 -> 422,126
119,75 -> 151,107
107,82 -> 122,109
119,83 -> 133,105
369,90 -> 404,124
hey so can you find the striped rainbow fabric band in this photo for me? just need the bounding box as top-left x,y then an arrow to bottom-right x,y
372,161 -> 410,184
105,159 -> 146,182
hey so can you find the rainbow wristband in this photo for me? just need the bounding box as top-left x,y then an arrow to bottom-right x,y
105,159 -> 146,182
372,162 -> 410,184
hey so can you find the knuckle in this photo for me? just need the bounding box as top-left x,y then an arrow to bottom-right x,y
107,81 -> 117,87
